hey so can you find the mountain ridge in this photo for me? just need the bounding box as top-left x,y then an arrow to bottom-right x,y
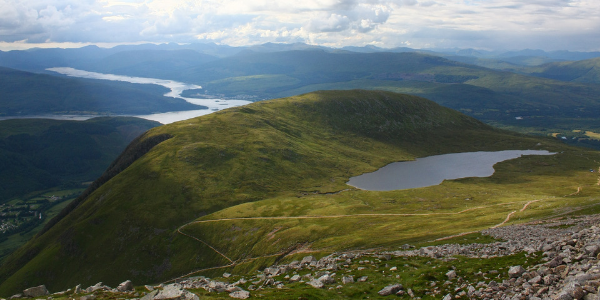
1,90 -> 589,295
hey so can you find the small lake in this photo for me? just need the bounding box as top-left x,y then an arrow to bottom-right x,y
347,150 -> 555,191
43,67 -> 253,124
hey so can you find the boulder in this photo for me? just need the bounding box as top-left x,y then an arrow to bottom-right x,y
318,274 -> 335,284
300,256 -> 316,265
446,270 -> 457,280
563,282 -> 585,300
289,275 -> 301,282
117,280 -> 134,292
342,276 -> 354,284
306,279 -> 324,289
508,266 -> 526,278
140,290 -> 158,300
23,285 -> 49,298
154,284 -> 198,300
377,284 -> 403,296
229,290 -> 250,299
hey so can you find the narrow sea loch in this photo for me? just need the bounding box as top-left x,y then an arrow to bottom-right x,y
347,150 -> 556,191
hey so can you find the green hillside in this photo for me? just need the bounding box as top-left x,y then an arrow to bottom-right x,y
0,117 -> 161,203
1,90 -> 599,295
521,57 -> 600,84
0,67 -> 203,116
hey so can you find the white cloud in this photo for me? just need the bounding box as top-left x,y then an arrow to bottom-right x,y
0,0 -> 598,50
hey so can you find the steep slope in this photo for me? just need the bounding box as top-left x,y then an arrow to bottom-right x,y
0,67 -> 202,116
0,117 -> 161,202
0,90 -> 591,295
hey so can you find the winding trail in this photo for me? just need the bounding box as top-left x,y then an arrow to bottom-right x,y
172,185 -> 588,282
177,226 -> 233,263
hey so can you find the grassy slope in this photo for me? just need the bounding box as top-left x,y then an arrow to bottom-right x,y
0,67 -> 202,115
521,57 -> 600,84
0,90 -> 598,295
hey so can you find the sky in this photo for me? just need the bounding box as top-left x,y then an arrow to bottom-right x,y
0,0 -> 599,51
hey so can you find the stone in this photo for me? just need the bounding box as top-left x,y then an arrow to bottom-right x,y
563,282 -> 585,300
23,285 -> 49,298
446,270 -> 457,280
140,290 -> 158,300
86,283 -> 105,293
442,294 -> 452,300
342,276 -> 354,284
80,295 -> 96,300
74,285 -> 82,294
9,294 -> 22,300
508,266 -> 526,278
154,284 -> 198,300
318,274 -> 335,284
289,275 -> 301,282
306,279 -> 324,289
145,285 -> 155,292
300,256 -> 316,265
228,290 -> 250,299
223,273 -> 232,278
585,245 -> 600,257
529,275 -> 542,284
377,284 -> 403,296
358,276 -> 368,282
117,280 -> 134,292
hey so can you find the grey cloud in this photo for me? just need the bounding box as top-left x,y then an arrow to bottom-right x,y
307,13 -> 351,32
306,3 -> 391,33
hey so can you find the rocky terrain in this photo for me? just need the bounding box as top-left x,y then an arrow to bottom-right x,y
4,213 -> 600,299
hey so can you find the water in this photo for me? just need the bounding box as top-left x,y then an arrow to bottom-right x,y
44,67 -> 252,124
347,150 -> 556,191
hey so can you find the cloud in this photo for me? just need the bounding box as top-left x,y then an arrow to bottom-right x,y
0,0 -> 599,50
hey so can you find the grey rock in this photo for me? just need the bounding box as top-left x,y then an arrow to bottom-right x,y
358,276 -> 368,282
563,282 -> 585,300
117,280 -> 134,292
446,270 -> 457,280
300,256 -> 316,265
585,245 -> 600,257
442,294 -> 452,300
508,265 -> 526,278
342,276 -> 354,284
9,294 -> 22,299
145,285 -> 155,292
318,274 -> 335,284
80,295 -> 96,300
306,279 -> 324,289
154,284 -> 198,300
23,285 -> 49,298
228,290 -> 250,299
289,275 -> 301,282
223,273 -> 232,278
529,275 -> 542,284
377,284 -> 403,296
140,290 -> 158,300
73,285 -> 82,294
